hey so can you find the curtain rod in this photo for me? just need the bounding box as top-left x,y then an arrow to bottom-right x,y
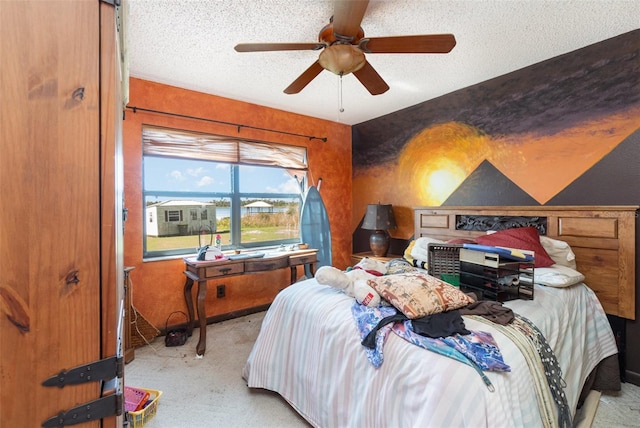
125,105 -> 328,143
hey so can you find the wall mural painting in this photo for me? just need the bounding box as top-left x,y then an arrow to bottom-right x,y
352,29 -> 640,239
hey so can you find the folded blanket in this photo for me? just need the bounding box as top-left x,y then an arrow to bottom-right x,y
411,246 -> 428,262
468,314 -> 571,428
410,237 -> 443,262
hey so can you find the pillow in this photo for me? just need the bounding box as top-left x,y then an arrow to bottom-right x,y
476,227 -> 555,268
534,265 -> 585,288
367,272 -> 474,319
539,236 -> 577,269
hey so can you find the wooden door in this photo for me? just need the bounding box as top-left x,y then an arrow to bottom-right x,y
0,1 -> 121,426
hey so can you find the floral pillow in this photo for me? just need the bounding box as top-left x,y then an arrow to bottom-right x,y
367,272 -> 474,319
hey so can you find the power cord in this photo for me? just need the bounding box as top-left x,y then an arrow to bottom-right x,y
127,270 -> 190,358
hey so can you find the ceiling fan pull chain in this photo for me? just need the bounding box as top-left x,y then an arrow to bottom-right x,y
339,74 -> 344,113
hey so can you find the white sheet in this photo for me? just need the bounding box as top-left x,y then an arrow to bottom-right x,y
243,279 -> 617,428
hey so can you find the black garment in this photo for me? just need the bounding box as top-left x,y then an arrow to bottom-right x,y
361,310 -> 470,349
361,312 -> 406,349
412,310 -> 470,338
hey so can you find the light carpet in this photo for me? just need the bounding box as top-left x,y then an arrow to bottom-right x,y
125,311 -> 640,428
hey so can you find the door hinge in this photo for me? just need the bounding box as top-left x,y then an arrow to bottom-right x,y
42,356 -> 123,388
42,393 -> 122,427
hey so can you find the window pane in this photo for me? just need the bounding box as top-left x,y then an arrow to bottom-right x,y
144,196 -> 231,254
239,164 -> 302,194
240,197 -> 300,246
213,197 -> 231,248
144,156 -> 231,193
143,195 -> 302,252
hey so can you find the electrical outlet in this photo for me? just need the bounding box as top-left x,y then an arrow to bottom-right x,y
216,284 -> 226,298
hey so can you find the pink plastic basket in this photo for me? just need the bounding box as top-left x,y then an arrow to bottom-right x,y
126,388 -> 162,428
124,386 -> 150,412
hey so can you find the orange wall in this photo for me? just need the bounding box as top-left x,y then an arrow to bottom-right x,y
123,78 -> 351,328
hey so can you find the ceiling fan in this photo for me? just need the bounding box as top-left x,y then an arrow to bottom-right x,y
234,0 -> 456,96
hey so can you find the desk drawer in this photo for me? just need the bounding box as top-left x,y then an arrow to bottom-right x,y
290,253 -> 318,266
245,257 -> 289,272
205,263 -> 244,277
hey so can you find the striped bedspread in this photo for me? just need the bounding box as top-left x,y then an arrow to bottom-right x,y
243,279 -> 617,428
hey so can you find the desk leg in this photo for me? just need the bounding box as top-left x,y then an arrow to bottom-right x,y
196,279 -> 208,356
290,266 -> 296,285
183,275 -> 195,337
308,262 -> 316,277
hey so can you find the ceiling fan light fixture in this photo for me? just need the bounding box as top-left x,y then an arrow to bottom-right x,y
236,2 -> 455,96
318,44 -> 366,76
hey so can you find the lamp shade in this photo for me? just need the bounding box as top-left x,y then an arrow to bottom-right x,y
362,204 -> 396,231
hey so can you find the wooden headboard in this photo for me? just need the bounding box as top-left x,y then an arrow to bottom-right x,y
414,206 -> 638,320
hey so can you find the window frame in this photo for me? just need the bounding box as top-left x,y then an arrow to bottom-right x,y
141,127 -> 308,260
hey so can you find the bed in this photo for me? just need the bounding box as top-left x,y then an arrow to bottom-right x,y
243,206 -> 637,428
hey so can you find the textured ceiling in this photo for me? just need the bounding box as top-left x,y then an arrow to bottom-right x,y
126,0 -> 639,125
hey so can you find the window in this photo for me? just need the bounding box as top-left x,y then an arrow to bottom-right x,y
165,210 -> 183,222
142,126 -> 307,259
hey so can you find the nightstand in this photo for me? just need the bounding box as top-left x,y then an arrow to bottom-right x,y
351,251 -> 403,265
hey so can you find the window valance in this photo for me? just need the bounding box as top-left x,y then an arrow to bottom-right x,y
142,126 -> 308,171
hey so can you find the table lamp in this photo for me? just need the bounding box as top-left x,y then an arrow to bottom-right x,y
361,203 -> 397,257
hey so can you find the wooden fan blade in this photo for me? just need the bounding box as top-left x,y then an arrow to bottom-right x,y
284,61 -> 325,94
235,42 -> 325,52
359,34 -> 457,54
352,61 -> 389,95
332,0 -> 369,39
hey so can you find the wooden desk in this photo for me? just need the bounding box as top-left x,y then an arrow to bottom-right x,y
183,250 -> 318,355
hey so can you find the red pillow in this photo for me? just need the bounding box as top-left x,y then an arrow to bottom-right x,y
475,227 -> 555,267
